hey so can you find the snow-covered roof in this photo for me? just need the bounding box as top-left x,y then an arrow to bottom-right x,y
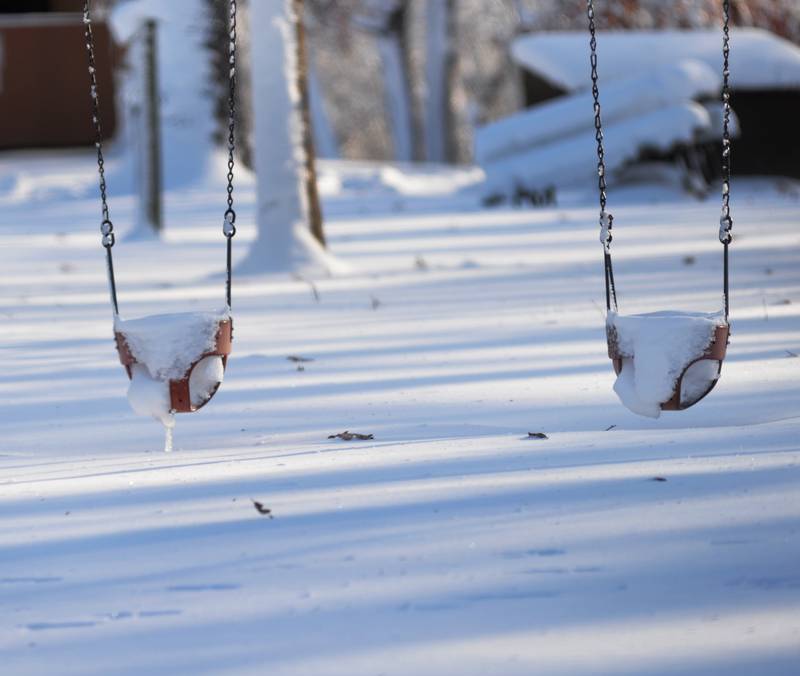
511,28 -> 800,92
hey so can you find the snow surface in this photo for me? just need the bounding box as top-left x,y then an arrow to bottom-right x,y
114,310 -> 228,381
1,148 -> 799,675
475,59 -> 719,165
512,28 -> 800,92
608,311 -> 722,418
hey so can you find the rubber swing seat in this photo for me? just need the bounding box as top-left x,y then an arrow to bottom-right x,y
606,322 -> 729,411
114,318 -> 233,413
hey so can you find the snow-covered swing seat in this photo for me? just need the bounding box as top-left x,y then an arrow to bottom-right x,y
114,311 -> 233,414
606,312 -> 728,417
586,0 -> 734,417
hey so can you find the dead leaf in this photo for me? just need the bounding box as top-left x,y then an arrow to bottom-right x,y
251,500 -> 273,517
328,431 -> 374,441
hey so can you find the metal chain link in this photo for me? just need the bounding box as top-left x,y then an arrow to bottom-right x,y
587,0 -> 609,238
719,0 -> 733,246
83,0 -> 119,314
223,0 -> 237,309
84,1 -> 238,312
83,3 -> 114,246
586,0 -> 617,311
720,0 -> 733,321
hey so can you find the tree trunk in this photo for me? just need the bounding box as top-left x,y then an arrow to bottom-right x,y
377,1 -> 415,162
237,0 -> 342,276
293,0 -> 326,247
307,58 -> 339,159
424,0 -> 457,163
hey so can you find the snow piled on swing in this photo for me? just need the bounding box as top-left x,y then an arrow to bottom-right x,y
115,310 -> 228,449
608,311 -> 723,419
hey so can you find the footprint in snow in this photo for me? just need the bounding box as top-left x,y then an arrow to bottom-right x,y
138,609 -> 182,618
166,583 -> 240,592
725,576 -> 800,590
23,621 -> 97,631
464,588 -> 560,603
522,565 -> 604,575
501,548 -> 566,559
23,609 -> 183,631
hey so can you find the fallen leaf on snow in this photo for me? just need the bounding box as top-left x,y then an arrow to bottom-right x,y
251,500 -> 274,517
328,431 -> 374,441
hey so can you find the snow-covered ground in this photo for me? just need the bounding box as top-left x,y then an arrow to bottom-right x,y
1,151 -> 799,675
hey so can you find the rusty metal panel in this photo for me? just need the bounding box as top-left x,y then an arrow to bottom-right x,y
0,13 -> 117,149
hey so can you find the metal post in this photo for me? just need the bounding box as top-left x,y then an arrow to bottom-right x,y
143,18 -> 163,233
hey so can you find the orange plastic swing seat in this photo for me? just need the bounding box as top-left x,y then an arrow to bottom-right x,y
606,323 -> 729,411
114,318 -> 233,413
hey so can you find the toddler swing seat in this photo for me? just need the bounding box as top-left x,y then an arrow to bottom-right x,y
606,315 -> 729,413
115,314 -> 233,413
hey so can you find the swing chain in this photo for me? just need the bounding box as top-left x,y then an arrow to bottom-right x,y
587,1 -> 610,238
83,2 -> 115,250
586,0 -> 617,311
719,0 -> 733,246
83,1 -> 119,315
223,0 -> 238,238
223,0 -> 238,310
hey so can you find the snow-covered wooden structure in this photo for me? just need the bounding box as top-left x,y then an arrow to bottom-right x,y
475,29 -> 800,198
476,28 -> 800,200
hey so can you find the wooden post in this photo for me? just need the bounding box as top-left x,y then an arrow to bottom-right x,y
143,18 -> 163,233
293,0 -> 325,247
